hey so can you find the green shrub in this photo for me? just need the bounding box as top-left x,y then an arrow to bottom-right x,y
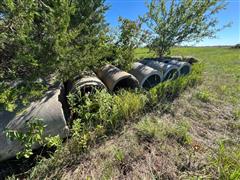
68,89 -> 147,132
5,119 -> 46,159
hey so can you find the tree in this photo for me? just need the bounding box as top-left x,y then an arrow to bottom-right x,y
103,17 -> 148,70
142,0 -> 229,57
0,0 -> 108,111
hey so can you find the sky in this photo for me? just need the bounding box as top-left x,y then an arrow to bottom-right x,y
105,0 -> 240,46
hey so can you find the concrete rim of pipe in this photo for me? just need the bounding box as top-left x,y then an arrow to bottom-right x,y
95,64 -> 139,92
162,59 -> 191,76
139,59 -> 180,81
129,62 -> 163,89
163,67 -> 180,80
70,76 -> 106,95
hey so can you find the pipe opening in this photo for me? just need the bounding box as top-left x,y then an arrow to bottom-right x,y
164,69 -> 179,81
142,74 -> 161,89
180,65 -> 190,75
76,85 -> 103,96
113,77 -> 139,91
59,85 -> 71,123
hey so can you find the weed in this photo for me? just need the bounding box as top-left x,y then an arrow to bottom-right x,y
114,148 -> 125,163
233,108 -> 240,120
196,90 -> 212,102
212,141 -> 240,179
136,117 -> 191,145
5,119 -> 46,159
166,120 -> 192,145
136,117 -> 168,142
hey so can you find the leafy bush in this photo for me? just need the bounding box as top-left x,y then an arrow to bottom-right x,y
68,89 -> 147,132
5,119 -> 63,159
5,119 -> 46,159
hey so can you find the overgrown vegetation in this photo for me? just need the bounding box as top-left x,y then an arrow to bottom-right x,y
5,119 -> 62,159
16,61 -> 201,179
0,0 -> 237,179
0,0 -> 227,111
0,0 -> 108,110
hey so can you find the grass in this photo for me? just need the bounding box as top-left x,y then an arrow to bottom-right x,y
136,117 -> 192,145
195,90 -> 213,102
2,47 -> 240,179
212,141 -> 240,179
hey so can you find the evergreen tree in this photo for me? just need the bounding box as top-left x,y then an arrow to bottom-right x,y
0,0 -> 108,111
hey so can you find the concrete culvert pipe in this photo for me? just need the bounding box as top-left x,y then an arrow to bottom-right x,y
129,62 -> 162,89
70,76 -> 106,95
95,64 -> 139,92
140,59 -> 180,81
0,85 -> 70,162
163,59 -> 191,76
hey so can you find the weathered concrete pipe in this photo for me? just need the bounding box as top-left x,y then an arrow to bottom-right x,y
140,59 -> 180,81
129,62 -> 162,89
0,86 -> 69,162
95,64 -> 139,91
163,59 -> 191,76
70,76 -> 106,95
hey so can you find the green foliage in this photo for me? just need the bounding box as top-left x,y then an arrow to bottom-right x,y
5,119 -> 46,159
68,89 -> 147,132
233,108 -> 240,121
212,141 -> 240,179
196,90 -> 212,102
136,117 -> 168,141
104,17 -> 148,70
114,148 -> 125,162
44,135 -> 62,151
166,120 -> 192,145
149,63 -> 203,104
0,0 -> 108,111
142,0 -> 228,56
5,119 -> 64,159
136,117 -> 192,145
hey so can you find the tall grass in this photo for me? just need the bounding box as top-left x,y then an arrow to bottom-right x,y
149,63 -> 203,104
212,141 -> 240,179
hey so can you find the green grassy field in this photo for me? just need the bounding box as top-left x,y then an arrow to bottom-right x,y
4,47 -> 240,179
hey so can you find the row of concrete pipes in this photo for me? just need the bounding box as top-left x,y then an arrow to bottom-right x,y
0,58 -> 192,162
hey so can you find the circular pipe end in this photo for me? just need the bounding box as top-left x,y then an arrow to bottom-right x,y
164,68 -> 180,81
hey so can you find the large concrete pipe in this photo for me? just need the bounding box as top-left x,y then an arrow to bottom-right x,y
163,59 -> 191,76
129,62 -> 162,89
0,86 -> 69,162
95,64 -> 139,91
69,76 -> 106,95
140,59 -> 180,81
